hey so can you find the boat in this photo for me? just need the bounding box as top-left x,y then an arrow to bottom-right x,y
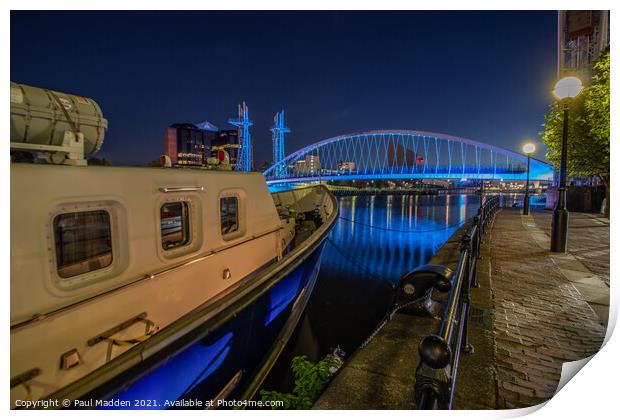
9,82 -> 338,408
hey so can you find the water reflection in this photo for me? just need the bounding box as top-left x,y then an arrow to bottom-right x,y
263,192 -> 549,394
263,193 -> 481,394
308,194 -> 480,355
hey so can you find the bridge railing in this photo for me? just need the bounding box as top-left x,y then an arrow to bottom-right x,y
394,195 -> 500,409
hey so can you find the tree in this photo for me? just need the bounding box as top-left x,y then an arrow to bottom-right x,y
541,49 -> 610,216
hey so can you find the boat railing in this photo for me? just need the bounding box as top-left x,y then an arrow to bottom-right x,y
406,195 -> 500,409
271,184 -> 335,225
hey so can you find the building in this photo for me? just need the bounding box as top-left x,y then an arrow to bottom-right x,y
293,155 -> 321,175
211,129 -> 240,169
338,161 -> 356,173
558,11 -> 610,76
164,123 -> 217,167
387,142 -> 416,168
548,11 -> 610,211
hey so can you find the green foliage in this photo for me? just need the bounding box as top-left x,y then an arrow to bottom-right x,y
540,49 -> 610,183
260,353 -> 343,409
585,50 -> 611,149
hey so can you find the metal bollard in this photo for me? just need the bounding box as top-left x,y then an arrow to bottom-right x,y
394,265 -> 453,317
415,334 -> 452,409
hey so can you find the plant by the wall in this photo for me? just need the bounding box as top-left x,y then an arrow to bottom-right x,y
260,348 -> 344,409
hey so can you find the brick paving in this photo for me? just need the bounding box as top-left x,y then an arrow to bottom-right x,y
490,209 -> 607,408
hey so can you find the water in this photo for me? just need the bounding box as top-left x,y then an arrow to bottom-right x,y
260,193 -> 483,394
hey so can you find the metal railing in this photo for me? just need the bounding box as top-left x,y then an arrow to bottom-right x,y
395,194 -> 500,409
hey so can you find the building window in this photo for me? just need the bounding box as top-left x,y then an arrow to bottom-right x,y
54,210 -> 113,278
220,197 -> 239,235
161,202 -> 191,250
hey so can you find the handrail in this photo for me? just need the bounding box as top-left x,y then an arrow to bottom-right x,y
412,194 -> 500,409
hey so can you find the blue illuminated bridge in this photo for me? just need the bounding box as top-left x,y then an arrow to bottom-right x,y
263,130 -> 554,184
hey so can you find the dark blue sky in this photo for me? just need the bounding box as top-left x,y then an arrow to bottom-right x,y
11,11 -> 557,165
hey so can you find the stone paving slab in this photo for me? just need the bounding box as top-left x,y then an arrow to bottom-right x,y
490,209 -> 607,409
531,211 -> 610,287
521,213 -> 609,327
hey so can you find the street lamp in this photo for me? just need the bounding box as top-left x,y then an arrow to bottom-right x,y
550,76 -> 584,253
522,142 -> 536,215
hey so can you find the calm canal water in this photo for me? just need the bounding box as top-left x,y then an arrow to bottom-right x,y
261,193 -> 483,394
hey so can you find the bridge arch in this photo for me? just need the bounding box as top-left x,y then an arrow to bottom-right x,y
263,129 -> 554,183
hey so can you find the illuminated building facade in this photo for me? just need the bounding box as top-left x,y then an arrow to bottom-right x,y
558,10 -> 610,76
294,155 -> 321,175
164,123 -> 217,167
211,130 -> 240,169
338,161 -> 356,173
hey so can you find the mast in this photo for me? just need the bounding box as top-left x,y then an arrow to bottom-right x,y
228,101 -> 253,171
270,110 -> 290,177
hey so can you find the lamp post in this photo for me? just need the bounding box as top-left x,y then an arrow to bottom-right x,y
550,76 -> 583,253
522,143 -> 536,215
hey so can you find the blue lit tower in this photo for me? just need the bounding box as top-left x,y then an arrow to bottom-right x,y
270,110 -> 290,177
228,102 -> 253,172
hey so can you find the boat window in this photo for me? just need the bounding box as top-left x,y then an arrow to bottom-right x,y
220,196 -> 239,235
161,202 -> 191,250
54,210 -> 113,278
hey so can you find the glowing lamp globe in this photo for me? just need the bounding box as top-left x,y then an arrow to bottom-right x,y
522,143 -> 536,154
552,76 -> 583,100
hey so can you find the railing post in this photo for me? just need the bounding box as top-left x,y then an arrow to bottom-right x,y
459,233 -> 474,354
415,334 -> 452,409
473,215 -> 482,260
414,195 -> 502,410
471,216 -> 481,289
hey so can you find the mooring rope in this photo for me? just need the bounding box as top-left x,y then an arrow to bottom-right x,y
325,237 -> 386,283
359,297 -> 426,349
326,236 -> 431,349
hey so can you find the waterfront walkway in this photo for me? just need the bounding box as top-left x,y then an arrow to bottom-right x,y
490,209 -> 607,408
314,208 -> 609,410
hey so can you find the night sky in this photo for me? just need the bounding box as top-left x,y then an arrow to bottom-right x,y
10,11 -> 558,166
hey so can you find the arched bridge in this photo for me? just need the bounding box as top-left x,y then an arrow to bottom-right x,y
263,130 -> 554,183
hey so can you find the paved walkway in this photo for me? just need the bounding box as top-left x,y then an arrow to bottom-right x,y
530,211 -> 610,287
528,211 -> 610,326
490,209 -> 608,408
